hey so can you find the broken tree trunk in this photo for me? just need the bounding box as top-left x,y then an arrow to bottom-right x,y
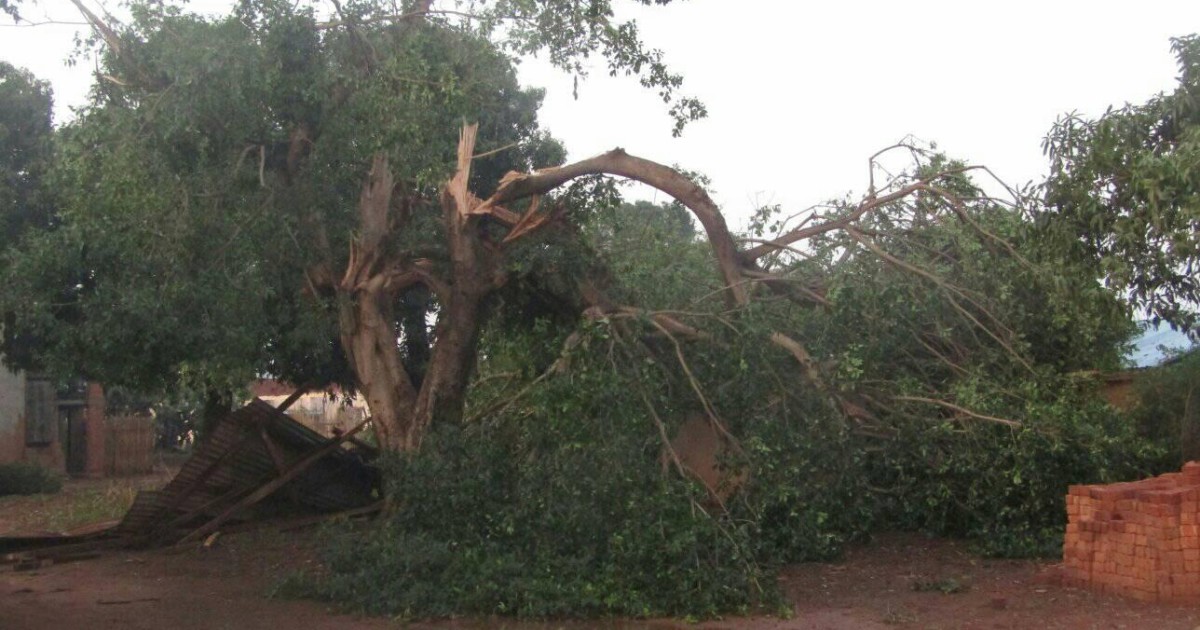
335,154 -> 420,451
408,124 -> 496,449
325,125 -> 954,454
333,127 -> 498,452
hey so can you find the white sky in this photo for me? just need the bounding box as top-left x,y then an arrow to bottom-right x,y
3,0 -> 1199,229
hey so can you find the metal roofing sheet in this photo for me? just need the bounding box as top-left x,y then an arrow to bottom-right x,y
116,399 -> 378,541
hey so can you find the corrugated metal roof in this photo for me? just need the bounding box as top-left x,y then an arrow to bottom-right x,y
116,399 -> 378,542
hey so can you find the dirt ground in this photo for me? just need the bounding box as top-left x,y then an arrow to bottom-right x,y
3,525 -> 1199,630
3,475 -> 1200,629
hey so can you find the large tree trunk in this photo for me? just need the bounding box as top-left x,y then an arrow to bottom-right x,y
334,154 -> 423,451
338,283 -> 417,451
334,129 -> 496,452
341,272 -> 487,452
406,124 -> 494,448
410,290 -> 484,447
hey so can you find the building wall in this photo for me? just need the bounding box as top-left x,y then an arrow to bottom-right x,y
1100,372 -> 1139,411
0,367 -> 25,463
84,383 -> 107,478
0,367 -> 65,472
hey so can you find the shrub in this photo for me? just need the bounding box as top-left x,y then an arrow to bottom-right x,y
869,379 -> 1170,557
292,422 -> 775,619
0,462 -> 64,496
1128,349 -> 1200,465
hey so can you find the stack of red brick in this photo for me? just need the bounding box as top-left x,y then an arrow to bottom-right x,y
1063,462 -> 1200,602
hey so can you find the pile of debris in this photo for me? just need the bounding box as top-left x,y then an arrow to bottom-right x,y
2,398 -> 381,564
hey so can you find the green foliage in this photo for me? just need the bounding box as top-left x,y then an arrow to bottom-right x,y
2,2 -> 1182,618
757,159 -> 1155,558
281,155 -> 1172,617
0,0 -> 561,394
294,330 -> 780,618
871,378 -> 1168,557
0,61 -> 53,242
0,462 -> 63,496
0,62 -> 56,369
297,308 -> 1158,618
587,198 -> 715,310
1128,348 -> 1200,465
294,290 -> 880,618
1,0 -> 707,400
476,0 -> 706,135
734,393 -> 875,564
1042,34 -> 1200,330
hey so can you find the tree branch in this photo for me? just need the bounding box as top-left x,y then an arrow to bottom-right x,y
893,395 -> 1022,428
482,150 -> 749,307
843,226 -> 1034,373
68,0 -> 123,55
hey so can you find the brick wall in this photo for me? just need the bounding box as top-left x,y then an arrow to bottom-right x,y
83,382 -> 106,478
1063,462 -> 1200,602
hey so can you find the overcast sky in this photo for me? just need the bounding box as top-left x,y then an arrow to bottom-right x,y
3,0 -> 1199,229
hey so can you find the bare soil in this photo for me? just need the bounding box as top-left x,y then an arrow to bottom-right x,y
3,526 -> 1199,630
3,476 -> 1198,629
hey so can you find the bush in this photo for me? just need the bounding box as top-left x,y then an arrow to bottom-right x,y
1129,349 -> 1200,465
291,422 -> 774,619
869,378 -> 1170,557
291,323 -> 798,619
0,462 -> 64,496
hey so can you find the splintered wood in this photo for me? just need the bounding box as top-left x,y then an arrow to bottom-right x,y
1063,462 -> 1200,602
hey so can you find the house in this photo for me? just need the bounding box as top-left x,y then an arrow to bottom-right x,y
0,366 -> 107,477
248,380 -> 368,437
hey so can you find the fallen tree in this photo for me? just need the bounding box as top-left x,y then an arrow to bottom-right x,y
5,0 -> 1046,453
1,3 -> 1179,617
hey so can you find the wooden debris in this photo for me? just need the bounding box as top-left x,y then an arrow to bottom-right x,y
0,399 -> 382,563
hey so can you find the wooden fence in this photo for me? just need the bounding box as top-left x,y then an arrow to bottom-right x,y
106,413 -> 156,476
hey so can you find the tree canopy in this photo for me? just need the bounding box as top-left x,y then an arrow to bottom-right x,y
0,61 -> 53,242
0,0 -> 702,425
1042,34 -> 1200,330
0,60 -> 56,369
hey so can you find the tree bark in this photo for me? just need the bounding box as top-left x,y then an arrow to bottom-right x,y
410,289 -> 484,446
406,124 -> 494,448
483,150 -> 750,307
335,154 -> 420,451
338,283 -> 417,451
334,128 -> 496,452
